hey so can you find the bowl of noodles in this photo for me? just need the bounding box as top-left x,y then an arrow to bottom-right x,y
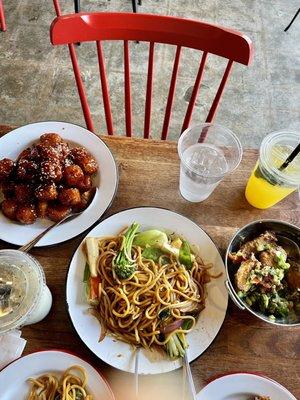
66,207 -> 228,374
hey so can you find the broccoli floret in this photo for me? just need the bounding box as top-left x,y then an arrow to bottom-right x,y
275,251 -> 290,270
259,293 -> 269,312
114,263 -> 136,279
256,243 -> 271,252
267,294 -> 290,317
113,222 -> 140,280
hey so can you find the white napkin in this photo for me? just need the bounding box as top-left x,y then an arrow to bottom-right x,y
0,330 -> 27,370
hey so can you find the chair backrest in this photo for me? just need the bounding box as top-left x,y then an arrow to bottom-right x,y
0,0 -> 7,32
51,3 -> 253,139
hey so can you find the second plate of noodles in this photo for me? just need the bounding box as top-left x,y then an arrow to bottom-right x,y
0,350 -> 115,400
67,207 -> 228,374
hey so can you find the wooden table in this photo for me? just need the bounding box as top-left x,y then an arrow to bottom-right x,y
0,125 -> 299,399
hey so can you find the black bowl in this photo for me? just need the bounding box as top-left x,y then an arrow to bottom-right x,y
225,219 -> 300,326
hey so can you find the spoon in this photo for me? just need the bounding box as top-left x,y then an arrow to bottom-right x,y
277,235 -> 300,261
19,188 -> 98,253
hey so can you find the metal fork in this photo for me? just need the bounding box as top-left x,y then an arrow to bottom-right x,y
0,279 -> 12,317
134,347 -> 140,398
182,351 -> 197,400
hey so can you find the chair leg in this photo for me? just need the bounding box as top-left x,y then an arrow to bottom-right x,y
138,0 -> 142,5
0,0 -> 7,32
284,7 -> 300,31
132,0 -> 138,13
74,0 -> 81,45
74,0 -> 80,13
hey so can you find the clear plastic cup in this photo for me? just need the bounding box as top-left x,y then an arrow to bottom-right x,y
178,123 -> 243,202
0,250 -> 52,334
245,131 -> 300,209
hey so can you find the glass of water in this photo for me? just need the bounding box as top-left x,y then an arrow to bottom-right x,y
178,123 -> 243,202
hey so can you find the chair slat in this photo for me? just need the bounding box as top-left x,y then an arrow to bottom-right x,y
144,42 -> 155,139
161,46 -> 181,140
96,41 -> 114,135
53,0 -> 62,17
206,59 -> 233,123
68,43 -> 94,132
181,51 -> 208,133
124,40 -> 132,137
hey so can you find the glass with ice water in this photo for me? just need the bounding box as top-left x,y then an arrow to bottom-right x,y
178,123 -> 243,202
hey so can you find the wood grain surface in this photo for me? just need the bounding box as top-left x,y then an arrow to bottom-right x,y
0,125 -> 299,399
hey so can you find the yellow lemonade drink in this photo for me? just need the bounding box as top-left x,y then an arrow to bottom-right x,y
245,131 -> 300,209
245,163 -> 296,208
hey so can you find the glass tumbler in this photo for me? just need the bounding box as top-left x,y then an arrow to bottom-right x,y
245,130 -> 300,209
0,250 -> 52,334
178,123 -> 243,202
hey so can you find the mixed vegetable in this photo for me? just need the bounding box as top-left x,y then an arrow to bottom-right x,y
230,231 -> 300,320
83,222 -> 198,359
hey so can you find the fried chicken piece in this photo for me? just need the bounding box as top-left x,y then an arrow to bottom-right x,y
64,165 -> 84,187
16,159 -> 39,181
35,183 -> 58,201
40,160 -> 62,182
72,189 -> 95,212
235,257 -> 261,292
47,203 -> 71,222
1,198 -> 18,220
0,158 -> 15,182
15,183 -> 34,203
76,175 -> 92,192
17,146 -> 39,161
36,143 -> 61,162
58,187 -> 81,206
40,133 -> 63,146
1,181 -> 15,198
36,201 -> 48,218
15,203 -> 37,224
259,245 -> 287,267
229,231 -> 277,264
70,147 -> 98,175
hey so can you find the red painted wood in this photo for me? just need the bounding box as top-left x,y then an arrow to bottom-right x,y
51,13 -> 253,65
181,51 -> 208,133
206,59 -> 233,123
96,40 -> 114,135
124,40 -> 132,137
144,42 -> 155,139
68,43 -> 94,132
0,0 -> 7,32
161,46 -> 181,140
53,0 -> 62,17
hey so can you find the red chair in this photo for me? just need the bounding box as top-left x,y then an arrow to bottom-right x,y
51,2 -> 253,139
0,0 -> 6,32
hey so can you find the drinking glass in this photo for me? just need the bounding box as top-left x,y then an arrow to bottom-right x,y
0,250 -> 52,334
245,131 -> 300,209
178,123 -> 243,202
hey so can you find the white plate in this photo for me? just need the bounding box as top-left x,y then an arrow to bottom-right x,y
0,349 -> 115,400
197,373 -> 297,400
0,121 -> 118,246
67,207 -> 228,374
